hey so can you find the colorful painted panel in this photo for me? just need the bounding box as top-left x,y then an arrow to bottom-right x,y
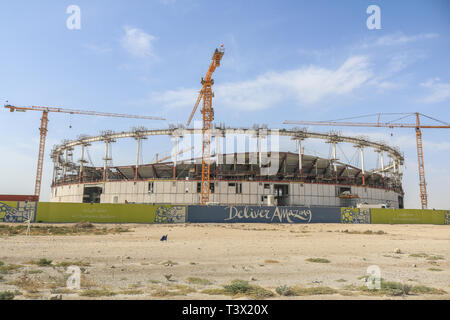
341,208 -> 371,224
0,201 -> 36,223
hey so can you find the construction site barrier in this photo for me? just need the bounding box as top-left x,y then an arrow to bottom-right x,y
35,202 -> 186,224
0,201 -> 37,223
187,205 -> 341,223
370,208 -> 448,225
0,202 -> 448,225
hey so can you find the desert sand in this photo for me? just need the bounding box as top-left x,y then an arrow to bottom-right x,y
0,223 -> 449,300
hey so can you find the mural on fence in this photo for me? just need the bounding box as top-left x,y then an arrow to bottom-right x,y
341,208 -> 371,224
154,206 -> 186,223
187,205 -> 341,223
444,211 -> 450,225
0,201 -> 36,223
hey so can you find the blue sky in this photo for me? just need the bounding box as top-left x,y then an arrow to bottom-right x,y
0,0 -> 449,208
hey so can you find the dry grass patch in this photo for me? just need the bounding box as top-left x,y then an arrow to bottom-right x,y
340,229 -> 387,235
0,264 -> 22,274
79,288 -> 117,297
7,274 -> 43,293
0,291 -> 15,300
276,285 -> 337,296
186,277 -> 213,286
264,259 -> 279,264
343,280 -> 445,297
55,261 -> 90,268
0,223 -> 131,237
306,258 -> 330,263
151,284 -> 196,297
119,289 -> 144,295
24,258 -> 53,267
428,268 -> 443,272
201,280 -> 274,299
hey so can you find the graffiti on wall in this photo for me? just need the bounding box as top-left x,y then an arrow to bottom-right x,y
341,208 -> 371,224
187,205 -> 341,224
0,202 -> 36,223
224,206 -> 312,223
154,206 -> 186,223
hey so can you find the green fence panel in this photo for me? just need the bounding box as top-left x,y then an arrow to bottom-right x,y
371,208 -> 446,225
36,202 -> 186,223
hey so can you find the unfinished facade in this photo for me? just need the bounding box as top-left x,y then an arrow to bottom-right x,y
50,126 -> 405,208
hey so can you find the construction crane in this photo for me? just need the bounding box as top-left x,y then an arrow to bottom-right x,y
284,112 -> 450,209
186,45 -> 225,205
5,103 -> 166,200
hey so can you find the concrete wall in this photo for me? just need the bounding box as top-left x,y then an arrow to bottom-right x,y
51,180 -> 402,208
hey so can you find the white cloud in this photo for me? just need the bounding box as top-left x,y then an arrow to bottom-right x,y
154,55 -> 373,111
420,78 -> 450,103
363,32 -> 439,48
121,26 -> 157,58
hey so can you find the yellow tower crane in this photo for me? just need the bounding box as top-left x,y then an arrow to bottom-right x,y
5,103 -> 165,200
186,45 -> 225,205
284,112 -> 450,209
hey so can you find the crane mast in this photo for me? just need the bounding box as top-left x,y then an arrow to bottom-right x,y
284,113 -> 450,209
5,104 -> 165,200
187,46 -> 225,205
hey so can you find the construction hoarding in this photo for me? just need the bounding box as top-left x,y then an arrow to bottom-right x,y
35,202 -> 186,224
187,205 -> 341,223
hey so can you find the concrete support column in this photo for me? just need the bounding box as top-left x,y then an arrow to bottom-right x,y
63,149 -> 68,181
79,144 -> 85,183
103,140 -> 109,182
333,142 -> 337,172
135,137 -> 141,181
173,136 -> 179,179
297,139 -> 303,177
360,147 -> 366,186
380,151 -> 385,178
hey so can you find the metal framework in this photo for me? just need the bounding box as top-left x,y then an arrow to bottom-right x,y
284,112 -> 450,209
187,46 -> 225,205
50,126 -> 404,197
5,104 -> 165,200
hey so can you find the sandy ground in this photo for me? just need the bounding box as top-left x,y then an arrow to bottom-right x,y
0,223 -> 449,300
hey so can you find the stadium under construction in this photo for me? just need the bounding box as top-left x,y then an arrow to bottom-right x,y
49,126 -> 405,208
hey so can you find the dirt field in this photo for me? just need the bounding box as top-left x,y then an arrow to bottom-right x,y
0,223 -> 449,300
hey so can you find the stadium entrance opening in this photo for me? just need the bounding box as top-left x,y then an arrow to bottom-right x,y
274,184 -> 289,206
83,186 -> 103,203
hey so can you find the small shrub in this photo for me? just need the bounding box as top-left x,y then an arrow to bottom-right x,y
222,280 -> 274,299
306,258 -> 330,263
276,285 -> 293,296
428,268 -> 442,272
410,285 -> 446,295
289,286 -> 338,296
409,253 -> 429,258
55,261 -> 90,268
201,288 -> 227,295
186,277 -> 213,286
25,258 -> 52,267
264,259 -> 279,264
0,291 -> 15,300
74,221 -> 94,229
0,264 -> 22,274
79,289 -> 116,297
426,255 -> 444,261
